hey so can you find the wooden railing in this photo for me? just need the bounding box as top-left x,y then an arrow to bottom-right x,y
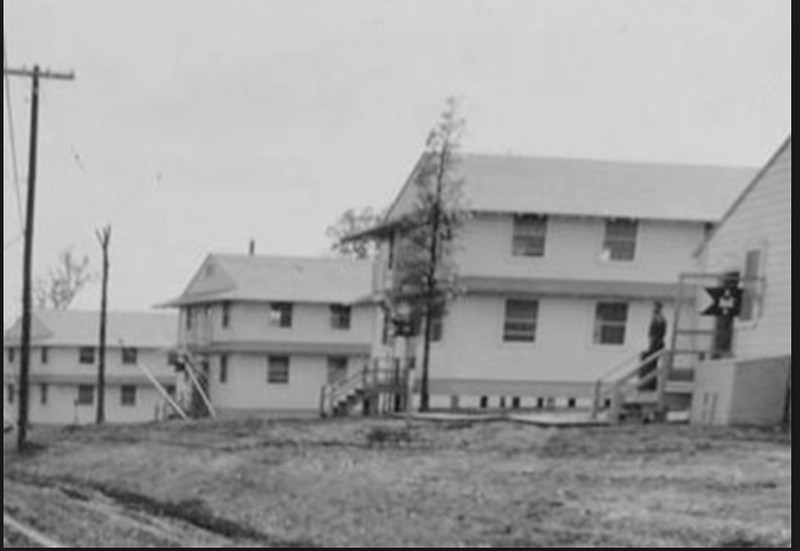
590,348 -> 670,422
319,365 -> 408,417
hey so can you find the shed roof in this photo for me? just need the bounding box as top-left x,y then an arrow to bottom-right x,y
163,254 -> 374,307
385,153 -> 756,223
3,310 -> 178,348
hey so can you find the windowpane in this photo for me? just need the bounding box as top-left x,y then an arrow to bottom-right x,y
77,385 -> 94,405
327,356 -> 348,384
122,348 -> 138,365
512,215 -> 547,257
330,304 -> 351,330
594,302 -> 628,345
79,347 -> 95,364
267,356 -> 290,384
270,303 -> 293,328
121,385 -> 137,406
603,219 -> 637,261
503,299 -> 538,342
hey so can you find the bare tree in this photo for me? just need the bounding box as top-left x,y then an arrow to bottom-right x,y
391,97 -> 468,412
33,249 -> 93,310
326,206 -> 385,259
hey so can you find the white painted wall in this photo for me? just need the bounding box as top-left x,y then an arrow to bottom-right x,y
204,352 -> 368,412
699,142 -> 792,358
3,345 -> 177,425
455,215 -> 707,283
419,295 -> 674,384
180,302 -> 375,347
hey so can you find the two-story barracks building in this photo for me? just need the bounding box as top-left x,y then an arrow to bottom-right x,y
3,310 -> 178,425
368,153 -> 755,408
163,254 -> 376,416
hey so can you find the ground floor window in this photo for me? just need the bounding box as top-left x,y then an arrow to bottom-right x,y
219,355 -> 229,384
267,356 -> 290,384
40,383 -> 48,405
327,356 -> 348,384
121,385 -> 137,406
593,302 -> 629,345
77,384 -> 94,405
503,299 -> 539,342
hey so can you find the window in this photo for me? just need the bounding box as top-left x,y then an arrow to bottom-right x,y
330,304 -> 351,330
512,214 -> 548,257
594,302 -> 629,345
122,348 -> 138,365
41,347 -> 49,364
77,385 -> 94,405
269,303 -> 293,328
327,356 -> 348,384
222,302 -> 231,329
40,384 -> 48,405
7,348 -> 15,364
219,355 -> 228,384
7,384 -> 14,404
503,299 -> 539,342
602,219 -> 638,261
267,356 -> 290,384
185,308 -> 193,330
430,312 -> 444,342
121,385 -> 137,406
740,249 -> 762,321
79,347 -> 95,364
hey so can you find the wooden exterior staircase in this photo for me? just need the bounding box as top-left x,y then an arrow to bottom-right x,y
319,364 -> 410,418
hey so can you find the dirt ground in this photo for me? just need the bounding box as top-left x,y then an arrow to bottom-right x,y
2,417 -> 792,548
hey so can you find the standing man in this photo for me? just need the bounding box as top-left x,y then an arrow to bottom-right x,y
639,301 -> 667,391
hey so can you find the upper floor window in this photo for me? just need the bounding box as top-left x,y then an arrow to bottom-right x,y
602,219 -> 638,261
122,348 -> 138,365
267,355 -> 290,384
740,248 -> 763,321
330,304 -> 352,330
503,299 -> 539,343
270,303 -> 293,328
79,347 -> 96,364
593,302 -> 628,345
7,348 -> 15,364
512,214 -> 548,257
120,385 -> 137,406
41,347 -> 49,365
77,384 -> 95,405
222,302 -> 231,329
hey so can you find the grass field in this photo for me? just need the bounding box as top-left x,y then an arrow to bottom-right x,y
3,417 -> 792,547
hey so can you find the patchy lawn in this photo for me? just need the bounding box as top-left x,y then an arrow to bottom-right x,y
3,418 -> 792,547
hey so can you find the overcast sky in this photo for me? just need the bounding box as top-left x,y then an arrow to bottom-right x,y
2,0 -> 792,326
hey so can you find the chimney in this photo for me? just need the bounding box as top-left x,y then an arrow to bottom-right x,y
249,239 -> 255,256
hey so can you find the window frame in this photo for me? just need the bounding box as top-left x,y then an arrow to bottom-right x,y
329,304 -> 352,330
269,302 -> 293,328
511,214 -> 548,258
79,347 -> 96,365
593,302 -> 629,345
267,355 -> 290,384
120,385 -> 137,407
502,299 -> 539,343
121,347 -> 138,365
77,384 -> 95,405
602,219 -> 638,262
222,302 -> 231,329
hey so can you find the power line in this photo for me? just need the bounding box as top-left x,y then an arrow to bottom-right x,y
3,30 -> 25,234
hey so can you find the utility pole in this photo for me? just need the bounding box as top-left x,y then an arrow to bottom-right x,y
95,226 -> 111,424
5,65 -> 75,450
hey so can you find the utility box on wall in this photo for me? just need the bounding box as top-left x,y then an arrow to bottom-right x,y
691,355 -> 791,426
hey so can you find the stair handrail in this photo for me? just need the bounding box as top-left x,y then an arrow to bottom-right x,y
320,365 -> 409,416
590,348 -> 670,420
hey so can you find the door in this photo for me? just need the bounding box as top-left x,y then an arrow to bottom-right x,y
711,272 -> 738,359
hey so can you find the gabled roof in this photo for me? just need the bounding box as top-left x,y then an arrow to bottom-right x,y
162,254 -> 374,307
384,153 -> 756,224
694,135 -> 792,256
3,310 -> 177,348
